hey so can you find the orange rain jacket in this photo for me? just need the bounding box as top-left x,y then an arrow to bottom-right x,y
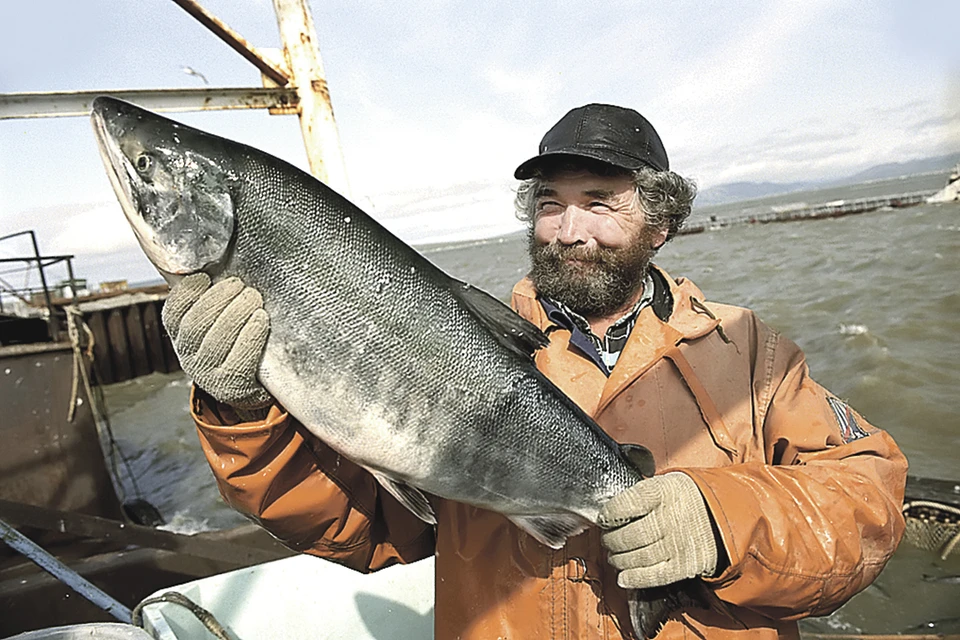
192,266 -> 907,639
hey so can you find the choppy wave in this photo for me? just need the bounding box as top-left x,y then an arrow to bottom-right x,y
156,511 -> 215,535
839,324 -> 869,335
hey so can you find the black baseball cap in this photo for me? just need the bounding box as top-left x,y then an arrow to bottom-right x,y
514,103 -> 669,179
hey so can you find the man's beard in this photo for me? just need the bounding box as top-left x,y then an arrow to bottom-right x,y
528,230 -> 657,318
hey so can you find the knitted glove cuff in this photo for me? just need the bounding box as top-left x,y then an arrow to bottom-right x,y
666,472 -> 718,578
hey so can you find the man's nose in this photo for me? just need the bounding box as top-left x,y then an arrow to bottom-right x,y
557,206 -> 590,245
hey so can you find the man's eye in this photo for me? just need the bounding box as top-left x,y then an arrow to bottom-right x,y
537,201 -> 562,211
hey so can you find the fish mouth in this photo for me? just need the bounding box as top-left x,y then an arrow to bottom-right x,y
91,100 -> 190,277
91,106 -> 139,224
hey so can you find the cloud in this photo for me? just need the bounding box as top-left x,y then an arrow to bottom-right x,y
2,200 -> 132,254
0,201 -> 150,289
376,181 -> 524,246
343,106 -> 534,200
653,2 -> 833,124
911,111 -> 960,131
47,202 -> 137,256
481,66 -> 562,118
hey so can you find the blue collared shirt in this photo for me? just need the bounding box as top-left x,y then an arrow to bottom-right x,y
539,271 -> 656,376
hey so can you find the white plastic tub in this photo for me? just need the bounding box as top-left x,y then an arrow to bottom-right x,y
138,555 -> 435,640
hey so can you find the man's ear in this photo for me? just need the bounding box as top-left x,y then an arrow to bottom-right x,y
652,228 -> 668,249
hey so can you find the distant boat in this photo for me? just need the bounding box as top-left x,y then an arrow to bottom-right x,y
927,164 -> 960,203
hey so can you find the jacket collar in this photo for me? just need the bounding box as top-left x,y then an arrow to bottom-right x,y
511,264 -> 721,342
511,264 -> 725,415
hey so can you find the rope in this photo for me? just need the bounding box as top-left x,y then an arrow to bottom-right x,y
943,529 -> 960,559
66,305 -> 93,423
131,591 -> 232,640
64,306 -> 146,504
902,499 -> 960,560
903,500 -> 960,517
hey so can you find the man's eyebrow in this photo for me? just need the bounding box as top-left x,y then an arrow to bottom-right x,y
583,189 -> 616,199
534,187 -> 558,199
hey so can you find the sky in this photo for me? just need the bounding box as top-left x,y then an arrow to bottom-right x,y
0,0 -> 958,288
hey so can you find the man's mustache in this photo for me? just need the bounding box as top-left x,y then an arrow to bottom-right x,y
536,242 -> 618,265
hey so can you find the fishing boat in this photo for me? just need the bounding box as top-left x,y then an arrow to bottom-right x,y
0,260 -> 294,638
927,164 -> 960,203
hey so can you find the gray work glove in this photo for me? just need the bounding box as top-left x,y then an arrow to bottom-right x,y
162,273 -> 273,409
597,472 -> 718,590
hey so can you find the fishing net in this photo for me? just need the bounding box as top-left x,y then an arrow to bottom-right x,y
902,500 -> 960,559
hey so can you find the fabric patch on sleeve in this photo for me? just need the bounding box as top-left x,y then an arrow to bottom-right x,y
826,396 -> 871,443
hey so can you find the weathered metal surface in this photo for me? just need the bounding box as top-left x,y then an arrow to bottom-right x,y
78,300 -> 179,385
0,314 -> 50,346
140,303 -> 170,375
0,255 -> 74,263
170,0 -> 291,86
85,313 -> 113,384
0,547 -> 251,636
906,475 -> 960,508
0,500 -> 293,567
105,310 -> 132,384
0,231 -> 69,340
0,516 -> 133,623
260,47 -> 301,115
0,87 -> 298,119
0,342 -> 69,357
0,525 -> 293,636
161,332 -> 179,379
123,305 -> 151,379
272,0 -> 350,193
74,290 -> 167,313
0,344 -> 123,520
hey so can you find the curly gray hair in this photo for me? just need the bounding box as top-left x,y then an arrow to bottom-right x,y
514,161 -> 697,245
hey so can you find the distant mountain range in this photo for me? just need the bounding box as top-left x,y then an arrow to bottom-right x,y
695,152 -> 960,206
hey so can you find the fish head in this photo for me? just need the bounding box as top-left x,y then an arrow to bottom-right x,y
91,96 -> 236,276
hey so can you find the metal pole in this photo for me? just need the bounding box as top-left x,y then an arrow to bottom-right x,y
0,517 -> 133,623
28,230 -> 58,340
66,258 -> 77,299
0,86 -> 297,120
272,0 -> 350,195
169,0 -> 290,87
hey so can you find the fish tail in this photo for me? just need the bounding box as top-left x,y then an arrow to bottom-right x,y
627,586 -> 681,639
628,579 -> 726,638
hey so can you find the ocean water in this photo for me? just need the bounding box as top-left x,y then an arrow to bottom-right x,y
102,173 -> 960,633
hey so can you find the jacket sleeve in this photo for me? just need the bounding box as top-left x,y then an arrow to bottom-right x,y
191,387 -> 436,573
682,324 -> 907,620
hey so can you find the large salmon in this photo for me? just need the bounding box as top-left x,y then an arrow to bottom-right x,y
91,96 -> 708,637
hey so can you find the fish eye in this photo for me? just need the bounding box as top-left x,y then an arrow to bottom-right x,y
135,154 -> 153,174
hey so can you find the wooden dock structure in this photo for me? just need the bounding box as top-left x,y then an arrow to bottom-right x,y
682,190 -> 933,235
67,285 -> 180,385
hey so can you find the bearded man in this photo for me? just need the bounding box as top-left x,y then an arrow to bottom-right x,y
165,104 -> 907,639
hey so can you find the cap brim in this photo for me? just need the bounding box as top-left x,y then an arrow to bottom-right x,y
513,149 -> 647,180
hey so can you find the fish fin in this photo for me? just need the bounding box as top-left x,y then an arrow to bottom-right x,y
371,472 -> 437,525
628,579 -> 743,639
620,443 -> 657,479
453,281 -> 550,358
628,582 -> 694,639
507,514 -> 587,549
